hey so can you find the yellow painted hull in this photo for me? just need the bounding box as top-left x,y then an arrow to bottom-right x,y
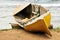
24,12 -> 52,36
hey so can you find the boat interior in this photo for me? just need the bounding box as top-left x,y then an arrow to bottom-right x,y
14,4 -> 48,19
14,4 -> 48,25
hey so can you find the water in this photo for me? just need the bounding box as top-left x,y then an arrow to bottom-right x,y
47,6 -> 60,28
0,0 -> 60,3
0,5 -> 17,30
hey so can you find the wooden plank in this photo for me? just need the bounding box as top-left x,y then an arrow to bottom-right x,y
13,3 -> 31,15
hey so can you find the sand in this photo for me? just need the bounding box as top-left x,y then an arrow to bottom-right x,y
0,29 -> 60,40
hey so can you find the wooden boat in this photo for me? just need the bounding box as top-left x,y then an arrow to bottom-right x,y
13,3 -> 52,36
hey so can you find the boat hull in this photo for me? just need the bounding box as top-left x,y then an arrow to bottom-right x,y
23,12 -> 52,36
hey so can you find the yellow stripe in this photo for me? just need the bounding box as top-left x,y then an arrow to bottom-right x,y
43,12 -> 51,28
